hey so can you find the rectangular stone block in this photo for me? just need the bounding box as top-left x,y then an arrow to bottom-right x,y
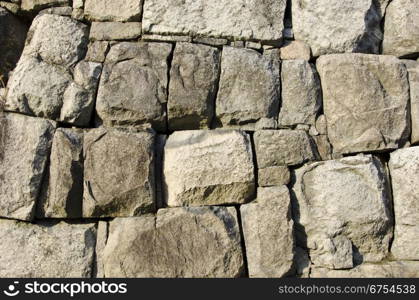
258,166 -> 290,187
85,0 -> 143,22
90,22 -> 142,41
403,60 -> 419,144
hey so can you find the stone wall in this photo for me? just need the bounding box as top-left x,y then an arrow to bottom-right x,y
0,0 -> 419,278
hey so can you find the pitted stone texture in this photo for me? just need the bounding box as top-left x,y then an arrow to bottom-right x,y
317,54 -> 410,154
38,128 -> 83,219
216,47 -> 280,130
403,61 -> 419,144
389,147 -> 419,260
280,40 -> 311,61
102,207 -> 244,278
96,42 -> 172,131
241,186 -> 295,278
168,43 -> 220,130
94,221 -> 108,278
164,130 -> 255,207
279,60 -> 322,127
0,220 -> 96,278
21,0 -> 70,13
254,130 -> 317,168
383,0 -> 419,57
0,8 -> 27,83
142,0 -> 286,41
85,0 -> 143,22
292,0 -> 386,57
292,155 -> 393,270
83,128 -> 155,218
258,166 -> 290,187
0,113 -> 55,221
90,22 -> 142,41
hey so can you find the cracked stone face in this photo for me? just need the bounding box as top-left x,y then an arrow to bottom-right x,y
83,128 -> 156,218
101,207 -> 244,278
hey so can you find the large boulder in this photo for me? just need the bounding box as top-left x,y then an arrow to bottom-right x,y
101,207 -> 245,278
84,0 -> 143,22
388,147 -> 419,260
0,113 -> 56,221
96,42 -> 172,131
292,0 -> 387,57
216,47 -> 280,130
383,0 -> 419,57
83,128 -> 156,218
163,130 -> 255,207
240,186 -> 295,278
317,54 -> 410,154
0,219 -> 96,277
168,43 -> 220,130
292,155 -> 393,269
142,0 -> 286,41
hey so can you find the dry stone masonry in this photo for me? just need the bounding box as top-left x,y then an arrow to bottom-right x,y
0,0 -> 419,278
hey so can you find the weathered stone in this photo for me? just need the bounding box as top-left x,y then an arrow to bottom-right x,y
168,43 -> 220,130
279,60 -> 321,127
0,8 -> 28,83
73,0 -> 83,9
96,42 -> 172,131
193,37 -> 228,46
292,0 -> 386,57
403,61 -> 419,144
85,41 -> 109,63
94,221 -> 108,278
102,207 -> 244,278
0,113 -> 55,221
317,54 -> 410,154
37,128 -> 83,219
216,47 -> 280,130
0,2 -> 20,14
39,6 -> 72,16
258,166 -> 290,187
84,0 -> 143,22
164,130 -> 255,207
312,135 -> 332,161
315,115 -> 328,135
21,0 -> 70,13
142,0 -> 286,41
280,40 -> 311,61
388,147 -> 419,260
254,130 -> 317,168
83,128 -> 155,218
383,0 -> 419,57
141,34 -> 192,43
292,155 -> 393,269
0,219 -> 96,277
90,22 -> 142,41
241,186 -> 295,278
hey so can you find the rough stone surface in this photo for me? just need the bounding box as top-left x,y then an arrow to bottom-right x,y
241,186 -> 295,278
90,22 -> 142,41
102,207 -> 244,278
21,0 -> 70,13
94,221 -> 108,278
279,60 -> 322,126
258,166 -> 290,187
164,130 -> 255,207
0,8 -> 28,83
254,130 -> 318,168
317,54 -> 410,154
168,43 -> 220,130
0,219 -> 96,277
280,40 -> 311,61
83,128 -> 155,218
292,0 -> 386,57
292,155 -> 393,269
388,147 -> 419,260
96,42 -> 172,131
216,47 -> 280,130
85,41 -> 109,63
0,113 -> 56,221
403,60 -> 419,144
38,128 -> 83,219
383,0 -> 419,57
142,0 -> 286,41
84,0 -> 143,22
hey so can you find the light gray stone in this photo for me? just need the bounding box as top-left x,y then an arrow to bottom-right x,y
241,186 -> 295,278
168,43 -> 220,130
279,60 -> 321,127
38,6 -> 72,16
83,128 -> 155,218
317,54 -> 410,154
0,113 -> 56,221
258,166 -> 290,187
94,221 -> 108,278
403,61 -> 419,144
102,207 -> 244,278
292,155 -> 393,269
292,0 -> 386,57
0,219 -> 96,277
96,42 -> 172,131
85,41 -> 109,63
142,0 -> 286,41
216,47 -> 280,130
254,130 -> 318,168
312,135 -> 332,161
280,40 -> 311,61
164,130 -> 255,207
389,147 -> 419,260
90,22 -> 142,41
21,0 -> 70,13
84,0 -> 143,22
